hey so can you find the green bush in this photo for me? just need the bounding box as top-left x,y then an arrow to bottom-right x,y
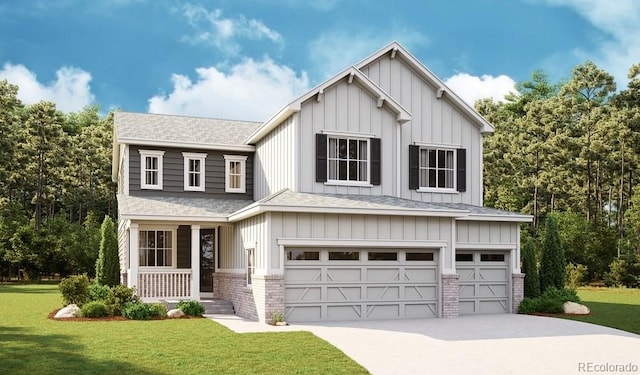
177,300 -> 205,316
149,303 -> 167,318
565,263 -> 588,288
122,302 -> 152,320
88,283 -> 110,302
518,287 -> 580,314
95,216 -> 120,287
59,274 -> 90,306
81,301 -> 110,318
604,257 -> 640,288
106,284 -> 139,315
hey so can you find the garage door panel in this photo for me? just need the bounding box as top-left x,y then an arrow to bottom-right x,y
459,284 -> 476,298
327,286 -> 362,301
285,287 -> 321,302
479,284 -> 507,298
457,269 -> 476,281
405,285 -> 437,299
285,268 -> 321,282
405,303 -> 438,318
285,306 -> 321,322
457,251 -> 509,315
366,268 -> 400,282
479,300 -> 508,314
327,268 -> 361,282
405,268 -> 437,282
366,304 -> 400,319
459,300 -> 476,314
328,305 -> 362,320
478,268 -> 508,281
366,286 -> 400,300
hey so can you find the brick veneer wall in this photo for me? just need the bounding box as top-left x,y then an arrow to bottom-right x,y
252,274 -> 284,323
213,273 -> 258,320
441,274 -> 459,318
512,273 -> 525,313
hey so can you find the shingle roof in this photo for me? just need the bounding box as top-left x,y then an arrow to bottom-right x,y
118,195 -> 254,221
114,111 -> 262,147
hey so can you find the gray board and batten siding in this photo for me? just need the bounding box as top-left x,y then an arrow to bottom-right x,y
128,145 -> 253,200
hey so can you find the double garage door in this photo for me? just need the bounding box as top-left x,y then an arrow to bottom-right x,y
284,248 -> 438,322
456,251 -> 510,314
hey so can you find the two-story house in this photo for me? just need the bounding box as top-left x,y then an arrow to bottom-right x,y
112,42 -> 531,323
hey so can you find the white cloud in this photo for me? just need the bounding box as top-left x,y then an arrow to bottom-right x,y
178,4 -> 283,55
308,28 -> 428,78
148,58 -> 310,121
444,73 -> 516,105
0,63 -> 94,112
541,0 -> 640,85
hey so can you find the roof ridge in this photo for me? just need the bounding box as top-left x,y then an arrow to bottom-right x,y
116,110 -> 263,124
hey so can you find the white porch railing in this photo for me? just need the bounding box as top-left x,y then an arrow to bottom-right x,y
137,269 -> 192,300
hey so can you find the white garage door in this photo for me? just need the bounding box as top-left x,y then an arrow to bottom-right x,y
456,252 -> 509,314
284,248 -> 439,322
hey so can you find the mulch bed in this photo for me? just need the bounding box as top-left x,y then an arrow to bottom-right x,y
48,308 -> 203,322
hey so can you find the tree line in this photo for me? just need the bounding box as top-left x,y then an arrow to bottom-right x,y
0,80 -> 115,280
478,61 -> 640,284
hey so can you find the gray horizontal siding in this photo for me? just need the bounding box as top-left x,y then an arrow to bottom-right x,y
129,145 -> 253,200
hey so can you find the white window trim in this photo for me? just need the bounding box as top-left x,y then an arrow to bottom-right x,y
224,155 -> 248,193
138,227 -> 177,268
182,152 -> 207,192
245,247 -> 255,287
418,146 -> 457,192
139,150 -> 165,190
326,135 -> 371,185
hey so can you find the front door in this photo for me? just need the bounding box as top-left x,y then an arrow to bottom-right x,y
200,229 -> 215,293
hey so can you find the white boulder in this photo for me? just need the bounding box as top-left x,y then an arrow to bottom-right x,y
563,301 -> 590,315
167,308 -> 185,318
54,304 -> 80,318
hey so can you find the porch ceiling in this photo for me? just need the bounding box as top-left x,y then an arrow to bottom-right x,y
118,194 -> 254,221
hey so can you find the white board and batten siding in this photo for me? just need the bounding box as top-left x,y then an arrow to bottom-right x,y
360,55 -> 484,206
297,77 -> 399,197
117,219 -> 130,272
254,116 -> 295,201
456,221 -> 519,245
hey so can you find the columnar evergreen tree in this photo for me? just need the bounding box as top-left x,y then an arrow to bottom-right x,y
539,215 -> 566,291
521,238 -> 540,298
95,216 -> 120,286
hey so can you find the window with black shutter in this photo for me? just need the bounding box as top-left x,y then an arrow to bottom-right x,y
316,133 -> 380,185
409,145 -> 466,192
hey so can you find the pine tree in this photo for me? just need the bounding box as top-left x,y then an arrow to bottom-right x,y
95,216 -> 120,286
540,215 -> 566,291
521,238 -> 540,297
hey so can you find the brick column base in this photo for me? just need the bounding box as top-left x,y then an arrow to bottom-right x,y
213,273 -> 258,320
441,274 -> 459,318
252,274 -> 284,323
512,273 -> 525,313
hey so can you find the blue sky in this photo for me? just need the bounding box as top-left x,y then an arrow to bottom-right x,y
0,0 -> 638,121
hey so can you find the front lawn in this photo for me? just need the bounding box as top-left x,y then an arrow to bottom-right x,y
560,287 -> 640,335
0,284 -> 368,374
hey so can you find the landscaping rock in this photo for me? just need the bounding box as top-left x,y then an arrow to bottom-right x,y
167,308 -> 185,318
275,321 -> 288,326
563,301 -> 590,315
55,304 -> 80,318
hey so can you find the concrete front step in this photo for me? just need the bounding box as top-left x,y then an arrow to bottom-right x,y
162,299 -> 235,315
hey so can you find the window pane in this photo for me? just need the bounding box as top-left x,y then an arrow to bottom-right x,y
445,170 -> 454,188
420,169 -> 427,187
428,150 -> 436,168
348,160 -> 357,181
147,249 -> 156,266
359,140 -> 367,160
428,170 -> 436,187
157,231 -> 164,249
359,161 -> 367,181
420,149 -> 427,166
287,250 -> 320,261
329,251 -> 359,260
481,253 -> 505,262
406,252 -> 434,261
157,249 -> 165,266
338,139 -> 347,158
338,160 -> 347,180
446,150 -> 454,168
329,160 -> 337,179
456,253 -> 473,262
329,138 -> 337,158
348,139 -> 357,159
438,170 -> 446,188
368,252 -> 397,261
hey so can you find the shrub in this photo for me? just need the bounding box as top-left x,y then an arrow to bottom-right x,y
149,303 -> 167,318
522,238 -> 540,298
81,301 -> 110,318
177,300 -> 205,316
566,263 -> 588,289
518,287 -> 580,314
59,274 -> 90,306
122,302 -> 152,320
88,283 -> 111,302
540,215 -> 566,292
106,284 -> 139,315
95,216 -> 120,287
271,311 -> 284,324
517,298 -> 539,314
604,257 -> 640,288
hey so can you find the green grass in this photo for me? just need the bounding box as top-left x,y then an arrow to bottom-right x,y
0,283 -> 368,375
560,287 -> 640,335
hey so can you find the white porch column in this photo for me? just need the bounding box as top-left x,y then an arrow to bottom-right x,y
128,223 -> 139,290
191,225 -> 201,300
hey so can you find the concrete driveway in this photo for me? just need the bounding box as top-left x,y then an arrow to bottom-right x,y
209,314 -> 640,375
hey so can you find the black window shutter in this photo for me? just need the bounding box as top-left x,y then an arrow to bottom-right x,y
409,145 -> 419,190
316,133 -> 327,182
370,138 -> 381,185
456,148 -> 466,192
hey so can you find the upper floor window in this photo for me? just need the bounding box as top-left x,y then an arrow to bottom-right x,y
316,133 -> 381,186
139,150 -> 164,190
224,155 -> 247,193
182,152 -> 207,192
409,145 -> 466,192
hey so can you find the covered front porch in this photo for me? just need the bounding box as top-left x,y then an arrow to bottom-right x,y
123,222 -> 220,301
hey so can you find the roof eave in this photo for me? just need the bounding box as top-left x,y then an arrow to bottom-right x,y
117,138 -> 255,152
459,214 -> 533,222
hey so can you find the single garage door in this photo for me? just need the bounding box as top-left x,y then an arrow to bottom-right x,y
456,251 -> 509,314
284,248 -> 438,322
